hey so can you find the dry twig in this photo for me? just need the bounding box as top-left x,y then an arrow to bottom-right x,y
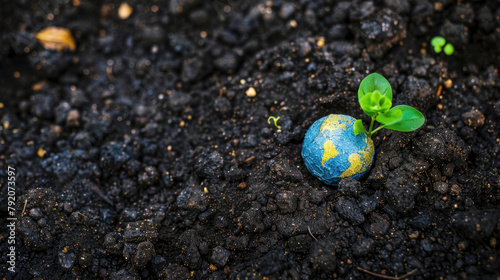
356,267 -> 418,280
21,199 -> 28,217
307,226 -> 318,241
78,212 -> 90,219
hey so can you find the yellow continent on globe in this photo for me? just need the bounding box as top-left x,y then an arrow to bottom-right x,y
341,153 -> 362,178
321,140 -> 339,167
319,115 -> 350,166
320,114 -> 350,133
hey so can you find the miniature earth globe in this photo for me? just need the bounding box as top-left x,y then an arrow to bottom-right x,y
301,114 -> 374,185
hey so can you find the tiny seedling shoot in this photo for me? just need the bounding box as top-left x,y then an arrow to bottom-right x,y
353,73 -> 425,138
430,36 -> 454,55
301,73 -> 425,186
268,116 -> 281,130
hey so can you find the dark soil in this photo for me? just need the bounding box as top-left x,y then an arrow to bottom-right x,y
1,0 -> 499,279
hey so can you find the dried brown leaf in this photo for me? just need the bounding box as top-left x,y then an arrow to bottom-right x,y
35,27 -> 76,52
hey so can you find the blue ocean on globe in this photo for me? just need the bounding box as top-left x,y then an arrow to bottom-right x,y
301,114 -> 374,185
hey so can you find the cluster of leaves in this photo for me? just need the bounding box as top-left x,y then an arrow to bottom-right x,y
354,73 -> 425,138
430,36 -> 454,55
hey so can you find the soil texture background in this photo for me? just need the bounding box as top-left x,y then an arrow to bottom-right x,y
0,0 -> 499,279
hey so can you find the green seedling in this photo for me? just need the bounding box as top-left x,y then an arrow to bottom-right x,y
268,116 -> 281,130
431,36 -> 454,55
443,43 -> 454,55
354,73 -> 425,138
431,36 -> 446,53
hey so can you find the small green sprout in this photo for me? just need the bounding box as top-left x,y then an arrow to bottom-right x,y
268,116 -> 281,130
443,43 -> 454,55
354,73 -> 425,138
430,36 -> 454,55
431,36 -> 446,53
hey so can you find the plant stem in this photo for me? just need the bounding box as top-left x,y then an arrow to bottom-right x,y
368,115 -> 376,137
370,125 -> 386,136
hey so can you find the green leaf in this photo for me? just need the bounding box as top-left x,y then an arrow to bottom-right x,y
430,36 -> 446,48
358,73 -> 393,104
444,43 -> 454,55
376,107 -> 402,123
353,119 -> 367,135
376,105 -> 425,132
359,91 -> 392,116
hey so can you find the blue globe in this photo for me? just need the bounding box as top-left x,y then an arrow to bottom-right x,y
301,114 -> 374,185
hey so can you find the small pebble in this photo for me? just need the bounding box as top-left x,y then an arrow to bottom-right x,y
434,2 -> 443,11
29,208 -> 43,220
444,79 -> 453,88
246,87 -> 257,97
58,252 -> 76,269
463,109 -> 485,129
37,218 -> 47,227
37,147 -> 47,157
210,246 -> 231,267
133,241 -> 155,268
317,37 -> 325,48
409,231 -> 419,239
66,109 -> 80,127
